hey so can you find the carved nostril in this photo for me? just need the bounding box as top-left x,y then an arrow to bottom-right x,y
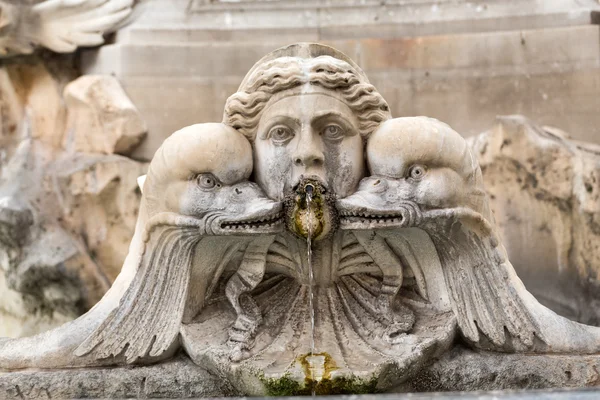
295,155 -> 324,168
235,188 -> 242,195
373,179 -> 381,186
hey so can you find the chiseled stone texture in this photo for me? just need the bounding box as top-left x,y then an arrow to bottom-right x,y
2,350 -> 600,399
403,347 -> 600,392
470,116 -> 600,325
3,43 -> 600,397
0,355 -> 240,399
0,55 -> 147,338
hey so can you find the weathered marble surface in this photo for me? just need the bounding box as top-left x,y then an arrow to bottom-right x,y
2,348 -> 600,399
2,43 -> 600,398
0,354 -> 240,399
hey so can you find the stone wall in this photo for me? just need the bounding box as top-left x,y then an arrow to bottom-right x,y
82,0 -> 600,160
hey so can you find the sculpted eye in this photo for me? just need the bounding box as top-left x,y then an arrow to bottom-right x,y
322,124 -> 344,141
196,173 -> 221,189
268,125 -> 294,145
408,165 -> 427,180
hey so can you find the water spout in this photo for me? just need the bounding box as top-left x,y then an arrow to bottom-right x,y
306,186 -> 316,396
285,177 -> 336,241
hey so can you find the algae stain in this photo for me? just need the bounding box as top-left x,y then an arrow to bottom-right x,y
299,352 -> 338,381
260,353 -> 380,396
290,179 -> 326,239
261,374 -> 304,397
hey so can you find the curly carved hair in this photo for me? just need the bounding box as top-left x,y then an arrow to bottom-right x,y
223,56 -> 391,141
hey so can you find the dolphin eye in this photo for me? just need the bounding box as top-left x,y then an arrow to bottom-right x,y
408,165 -> 427,180
196,173 -> 220,189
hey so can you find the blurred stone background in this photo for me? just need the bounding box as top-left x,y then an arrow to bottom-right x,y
0,54 -> 147,337
0,0 -> 599,337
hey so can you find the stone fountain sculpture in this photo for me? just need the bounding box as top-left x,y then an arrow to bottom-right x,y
1,43 -> 600,396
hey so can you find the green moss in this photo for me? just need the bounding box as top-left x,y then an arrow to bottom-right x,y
260,372 -> 380,396
313,376 -> 380,395
261,374 -> 306,396
292,181 -> 326,239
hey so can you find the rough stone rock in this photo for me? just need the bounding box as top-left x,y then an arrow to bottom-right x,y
0,60 -> 72,151
469,116 -> 600,325
64,75 -> 147,156
0,140 -> 146,339
0,56 -> 147,338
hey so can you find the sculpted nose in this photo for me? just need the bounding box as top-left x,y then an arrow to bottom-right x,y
294,154 -> 323,167
293,135 -> 324,168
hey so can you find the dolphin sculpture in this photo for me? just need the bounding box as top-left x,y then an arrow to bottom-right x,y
338,117 -> 600,354
0,123 -> 283,369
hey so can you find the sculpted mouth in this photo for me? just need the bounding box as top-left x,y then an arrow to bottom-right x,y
220,213 -> 283,231
292,176 -> 328,194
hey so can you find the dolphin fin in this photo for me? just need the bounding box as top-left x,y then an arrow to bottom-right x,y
75,225 -> 199,364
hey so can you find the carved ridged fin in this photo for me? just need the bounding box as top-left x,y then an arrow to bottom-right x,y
226,236 -> 276,345
434,224 -> 542,349
75,225 -> 200,363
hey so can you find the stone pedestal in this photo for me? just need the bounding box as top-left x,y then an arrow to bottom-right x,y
2,348 -> 600,398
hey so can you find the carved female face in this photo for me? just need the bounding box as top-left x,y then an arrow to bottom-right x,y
253,91 -> 365,200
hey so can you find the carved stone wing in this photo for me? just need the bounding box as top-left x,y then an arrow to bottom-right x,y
13,0 -> 134,55
75,225 -> 200,364
433,221 -> 544,350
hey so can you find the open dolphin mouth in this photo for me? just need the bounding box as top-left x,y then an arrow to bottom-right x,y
337,201 -> 422,230
339,210 -> 406,228
220,213 -> 283,231
219,202 -> 284,233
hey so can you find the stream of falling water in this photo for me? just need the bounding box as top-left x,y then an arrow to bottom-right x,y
306,185 -> 316,397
